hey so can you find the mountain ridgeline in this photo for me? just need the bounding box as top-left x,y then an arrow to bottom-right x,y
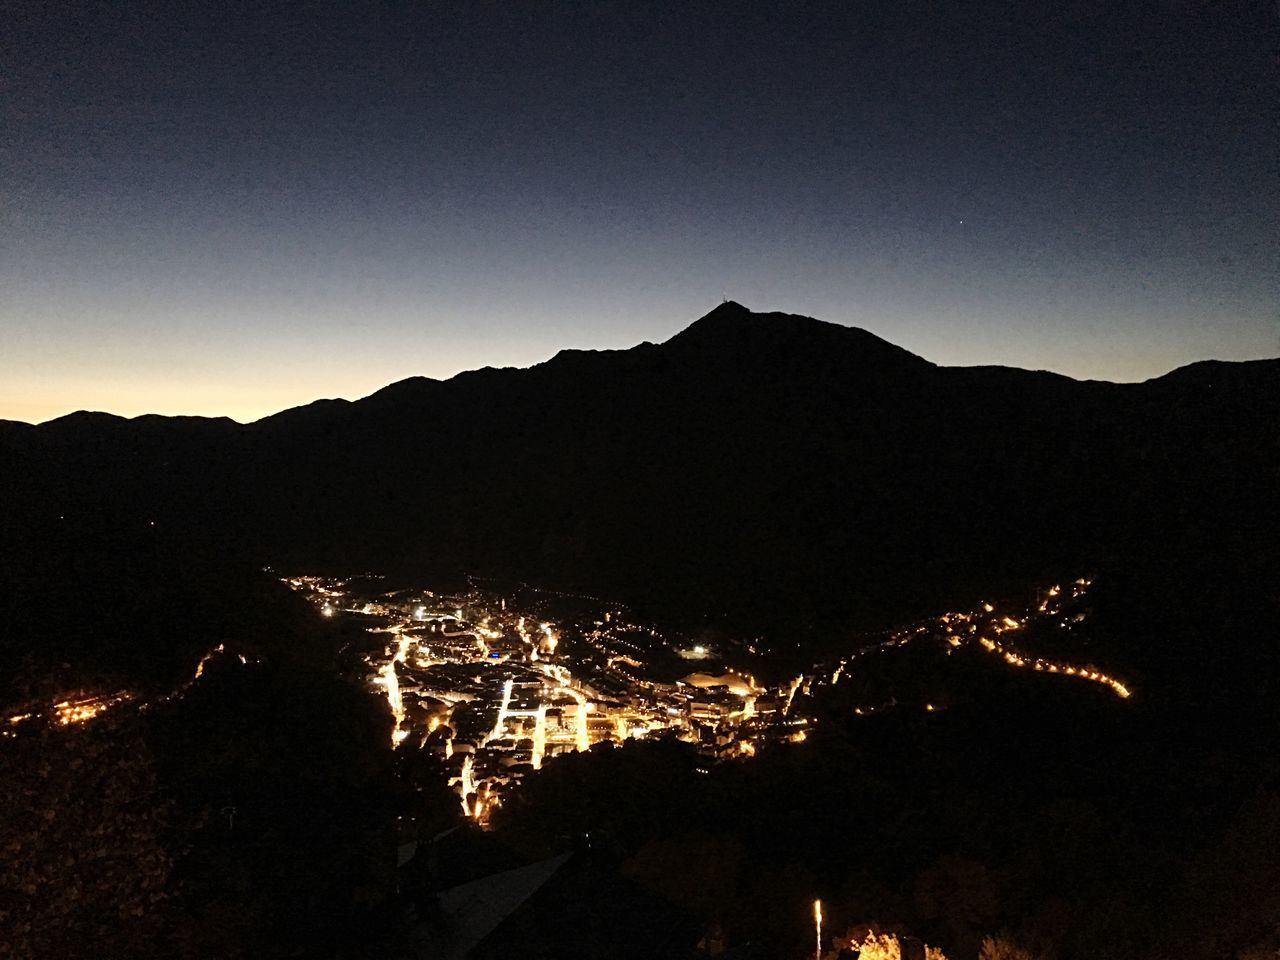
4,303 -> 1278,637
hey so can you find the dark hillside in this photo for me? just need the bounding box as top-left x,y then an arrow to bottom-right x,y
3,303 -> 1277,641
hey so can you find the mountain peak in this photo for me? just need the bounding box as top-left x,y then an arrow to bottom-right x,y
678,300 -> 752,333
659,301 -> 755,344
666,302 -> 932,373
707,299 -> 750,316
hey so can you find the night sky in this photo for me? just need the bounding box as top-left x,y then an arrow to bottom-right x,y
4,0 -> 1277,423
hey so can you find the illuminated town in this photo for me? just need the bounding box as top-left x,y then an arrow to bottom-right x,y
0,558 -> 1199,958
3,571 -> 1132,829
282,574 -> 771,822
278,572 -> 1132,824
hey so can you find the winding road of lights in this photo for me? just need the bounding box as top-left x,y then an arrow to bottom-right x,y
0,569 -> 1128,844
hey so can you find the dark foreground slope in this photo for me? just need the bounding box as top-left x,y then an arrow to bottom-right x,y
490,680 -> 1280,959
2,305 -> 1277,960
0,513 -> 414,959
3,302 -> 1277,637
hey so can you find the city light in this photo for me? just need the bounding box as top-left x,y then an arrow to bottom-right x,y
273,571 -> 1130,829
52,692 -> 133,726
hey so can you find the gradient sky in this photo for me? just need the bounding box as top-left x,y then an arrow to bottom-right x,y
4,0 -> 1277,423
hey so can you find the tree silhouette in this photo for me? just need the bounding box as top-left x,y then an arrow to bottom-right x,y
0,714 -> 172,960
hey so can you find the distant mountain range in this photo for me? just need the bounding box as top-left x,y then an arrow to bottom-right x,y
4,302 -> 1278,635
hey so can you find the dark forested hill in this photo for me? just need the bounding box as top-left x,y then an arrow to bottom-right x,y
3,303 -> 1279,960
4,302 -> 1278,636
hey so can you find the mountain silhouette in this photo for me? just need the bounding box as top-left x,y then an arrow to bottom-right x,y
3,303 -> 1277,637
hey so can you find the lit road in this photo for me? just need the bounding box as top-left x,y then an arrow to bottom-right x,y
267,572 -> 1133,825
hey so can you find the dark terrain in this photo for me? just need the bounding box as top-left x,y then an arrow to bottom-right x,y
4,303 -> 1277,641
2,303 -> 1278,959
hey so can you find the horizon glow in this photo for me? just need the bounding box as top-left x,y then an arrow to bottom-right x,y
5,2 -> 1277,424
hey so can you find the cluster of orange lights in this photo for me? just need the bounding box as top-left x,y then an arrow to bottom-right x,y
968,581 -> 1130,699
830,577 -> 1132,717
976,634 -> 1131,698
4,690 -> 135,734
4,638 -> 246,737
53,693 -> 133,725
